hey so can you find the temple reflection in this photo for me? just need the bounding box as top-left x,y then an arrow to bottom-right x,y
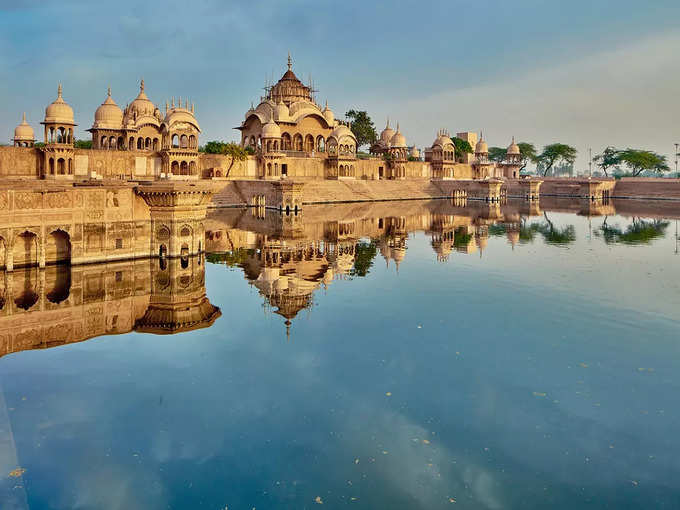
0,256 -> 220,357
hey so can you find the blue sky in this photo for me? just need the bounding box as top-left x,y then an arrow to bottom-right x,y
1,0 -> 679,170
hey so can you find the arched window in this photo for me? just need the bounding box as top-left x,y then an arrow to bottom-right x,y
57,158 -> 65,175
153,138 -> 159,151
171,161 -> 179,174
189,135 -> 196,148
180,135 -> 188,148
180,161 -> 188,175
249,135 -> 256,148
129,137 -> 134,150
145,137 -> 151,149
317,136 -> 325,152
110,136 -> 116,149
49,158 -> 55,175
189,161 -> 196,175
304,134 -> 314,152
172,134 -> 179,148
118,137 -> 124,150
293,133 -> 303,151
101,136 -> 108,149
137,138 -> 143,150
281,133 -> 291,150
68,159 -> 72,174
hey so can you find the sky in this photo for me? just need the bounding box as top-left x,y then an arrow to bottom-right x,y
1,0 -> 679,172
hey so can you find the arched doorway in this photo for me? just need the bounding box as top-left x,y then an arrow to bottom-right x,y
46,230 -> 71,265
13,231 -> 38,268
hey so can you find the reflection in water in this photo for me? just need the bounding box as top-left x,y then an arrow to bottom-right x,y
2,198 -> 680,509
204,198 -> 679,336
598,217 -> 670,245
0,257 -> 220,358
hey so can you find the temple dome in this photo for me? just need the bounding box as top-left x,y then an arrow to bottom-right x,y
275,100 -> 290,121
329,124 -> 356,142
14,113 -> 35,141
507,137 -> 520,155
127,80 -> 157,119
475,134 -> 488,154
390,125 -> 406,148
323,101 -> 334,125
44,84 -> 75,125
380,120 -> 395,144
410,146 -> 420,159
164,106 -> 201,131
262,119 -> 281,139
432,129 -> 453,148
93,88 -> 123,129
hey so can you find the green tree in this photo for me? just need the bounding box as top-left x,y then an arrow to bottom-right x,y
517,142 -> 538,172
617,149 -> 669,177
593,146 -> 622,177
345,110 -> 377,150
220,142 -> 249,178
451,137 -> 473,163
350,240 -> 378,277
536,143 -> 577,176
488,147 -> 507,163
75,139 -> 92,149
536,212 -> 576,245
202,140 -> 227,154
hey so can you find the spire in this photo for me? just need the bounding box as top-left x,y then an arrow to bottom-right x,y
386,117 -> 390,129
512,135 -> 515,144
21,112 -> 26,124
191,103 -> 195,113
287,52 -> 292,71
107,86 -> 111,97
171,97 -> 175,108
140,79 -> 145,93
57,83 -> 63,99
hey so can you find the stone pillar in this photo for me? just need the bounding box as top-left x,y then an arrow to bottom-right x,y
477,179 -> 504,202
6,243 -> 13,273
38,233 -> 45,269
274,181 -> 305,213
519,179 -> 543,201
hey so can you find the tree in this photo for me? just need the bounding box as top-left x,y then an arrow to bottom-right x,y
536,143 -> 577,176
488,147 -> 506,163
220,142 -> 249,178
451,137 -> 473,163
75,139 -> 92,149
617,149 -> 669,177
517,142 -> 537,172
593,146 -> 621,177
345,110 -> 377,150
598,218 -> 669,245
202,140 -> 227,154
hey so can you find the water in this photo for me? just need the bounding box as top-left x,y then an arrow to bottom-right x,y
1,199 -> 680,509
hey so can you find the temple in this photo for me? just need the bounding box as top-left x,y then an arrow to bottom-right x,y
1,56 -> 522,183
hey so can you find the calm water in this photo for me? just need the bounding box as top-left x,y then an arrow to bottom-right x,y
1,199 -> 680,509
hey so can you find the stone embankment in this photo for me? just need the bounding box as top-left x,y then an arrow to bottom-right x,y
208,177 -> 680,209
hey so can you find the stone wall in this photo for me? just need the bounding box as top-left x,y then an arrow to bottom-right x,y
0,147 -> 40,178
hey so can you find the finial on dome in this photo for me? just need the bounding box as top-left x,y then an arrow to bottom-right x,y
57,83 -> 63,98
191,103 -> 195,113
107,86 -> 111,97
386,117 -> 390,129
287,52 -> 292,71
396,122 -> 400,132
140,79 -> 145,92
171,97 -> 175,108
22,112 -> 26,123
512,136 -> 515,144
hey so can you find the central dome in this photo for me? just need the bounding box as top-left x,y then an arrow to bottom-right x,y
128,80 -> 157,119
93,88 -> 123,129
268,54 -> 313,106
44,84 -> 75,125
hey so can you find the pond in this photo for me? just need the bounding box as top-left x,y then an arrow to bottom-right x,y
1,199 -> 679,509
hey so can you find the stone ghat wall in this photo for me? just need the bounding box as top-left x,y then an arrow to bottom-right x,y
0,186 -> 152,270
